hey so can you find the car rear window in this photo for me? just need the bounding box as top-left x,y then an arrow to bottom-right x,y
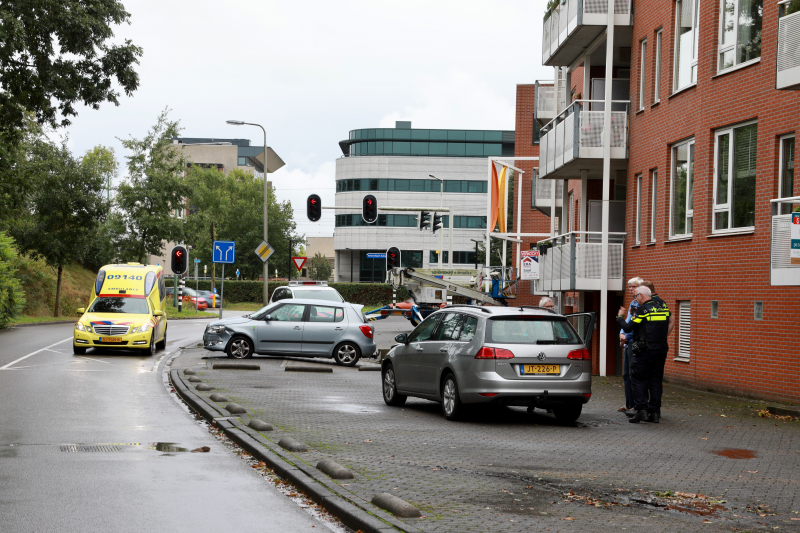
485,316 -> 582,345
88,297 -> 150,315
292,289 -> 343,302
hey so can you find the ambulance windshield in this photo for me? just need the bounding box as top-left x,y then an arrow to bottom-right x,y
88,297 -> 150,315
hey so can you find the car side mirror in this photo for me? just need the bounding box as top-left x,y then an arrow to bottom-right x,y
264,314 -> 272,321
395,333 -> 408,345
77,308 -> 85,314
153,310 -> 164,317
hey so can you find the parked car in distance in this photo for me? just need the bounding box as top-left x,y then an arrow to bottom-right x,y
270,281 -> 344,305
202,298 -> 376,366
180,287 -> 208,310
381,305 -> 595,422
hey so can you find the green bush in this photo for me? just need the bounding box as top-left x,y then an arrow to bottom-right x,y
0,232 -> 26,328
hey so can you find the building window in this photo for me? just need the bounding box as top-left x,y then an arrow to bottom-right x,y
650,170 -> 658,242
430,251 -> 449,264
779,134 -> 796,215
718,0 -> 762,71
713,122 -> 757,232
654,30 -> 663,103
674,0 -> 700,91
678,301 -> 691,359
639,39 -> 647,110
711,300 -> 719,318
670,139 -> 695,238
754,301 -> 763,319
335,178 -> 487,194
635,174 -> 643,244
567,191 -> 574,232
237,156 -> 248,166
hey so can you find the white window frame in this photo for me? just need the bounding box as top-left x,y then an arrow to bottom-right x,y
674,0 -> 700,91
650,170 -> 658,242
639,39 -> 647,110
677,301 -> 691,360
712,120 -> 758,233
635,174 -> 642,244
717,0 -> 763,72
778,133 -> 796,215
654,29 -> 663,103
669,139 -> 695,239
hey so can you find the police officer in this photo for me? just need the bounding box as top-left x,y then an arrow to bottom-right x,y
616,285 -> 671,424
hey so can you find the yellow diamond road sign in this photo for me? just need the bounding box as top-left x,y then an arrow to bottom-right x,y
255,241 -> 275,263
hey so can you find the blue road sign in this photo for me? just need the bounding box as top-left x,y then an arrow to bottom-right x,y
366,253 -> 386,259
194,258 -> 201,263
213,240 -> 236,264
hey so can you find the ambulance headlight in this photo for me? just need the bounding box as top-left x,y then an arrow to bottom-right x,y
131,324 -> 151,334
75,322 -> 86,332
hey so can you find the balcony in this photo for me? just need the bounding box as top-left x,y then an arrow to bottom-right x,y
535,232 -> 626,292
534,73 -> 567,126
539,100 -> 629,180
531,169 -> 563,216
542,0 -> 632,67
770,197 -> 800,285
777,2 -> 800,90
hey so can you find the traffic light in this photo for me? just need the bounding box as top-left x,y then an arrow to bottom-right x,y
432,212 -> 443,235
171,245 -> 187,275
386,247 -> 401,270
419,210 -> 431,231
307,194 -> 321,222
362,194 -> 378,224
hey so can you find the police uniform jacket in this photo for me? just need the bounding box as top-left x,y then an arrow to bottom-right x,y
616,298 -> 671,350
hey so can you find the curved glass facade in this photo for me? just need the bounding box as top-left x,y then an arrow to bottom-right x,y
340,127 -> 515,158
335,178 -> 488,194
335,214 -> 486,229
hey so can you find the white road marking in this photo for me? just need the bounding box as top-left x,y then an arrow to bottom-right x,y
76,356 -> 112,365
0,337 -> 72,370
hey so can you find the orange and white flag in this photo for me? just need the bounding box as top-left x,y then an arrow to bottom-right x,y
497,166 -> 507,233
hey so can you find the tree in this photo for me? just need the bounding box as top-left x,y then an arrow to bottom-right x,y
0,232 -> 25,328
307,252 -> 332,281
116,109 -> 189,263
0,0 -> 142,140
10,137 -> 107,316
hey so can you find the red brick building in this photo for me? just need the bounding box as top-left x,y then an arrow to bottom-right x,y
512,0 -> 800,402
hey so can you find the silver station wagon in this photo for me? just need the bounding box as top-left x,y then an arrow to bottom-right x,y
381,305 -> 595,422
203,299 -> 376,366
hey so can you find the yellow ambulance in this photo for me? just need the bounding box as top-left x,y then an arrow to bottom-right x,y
73,263 -> 168,355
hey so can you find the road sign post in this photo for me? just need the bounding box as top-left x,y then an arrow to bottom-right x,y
213,240 -> 235,319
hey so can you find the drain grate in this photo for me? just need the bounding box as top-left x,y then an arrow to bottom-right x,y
60,445 -> 122,453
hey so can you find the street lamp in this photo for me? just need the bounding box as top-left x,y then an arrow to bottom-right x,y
429,174 -> 444,267
470,238 -> 481,270
227,119 -> 270,305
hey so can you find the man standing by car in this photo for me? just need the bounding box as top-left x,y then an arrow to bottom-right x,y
619,277 -> 643,415
617,285 -> 671,424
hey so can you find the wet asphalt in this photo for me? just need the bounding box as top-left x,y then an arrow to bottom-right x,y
0,315 -> 338,532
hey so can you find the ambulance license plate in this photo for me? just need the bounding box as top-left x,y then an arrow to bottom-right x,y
521,364 -> 560,375
101,337 -> 122,343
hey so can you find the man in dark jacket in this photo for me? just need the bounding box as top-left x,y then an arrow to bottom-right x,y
616,285 -> 671,424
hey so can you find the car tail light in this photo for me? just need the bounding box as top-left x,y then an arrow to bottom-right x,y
359,325 -> 373,339
583,393 -> 592,398
478,393 -> 498,397
567,348 -> 591,360
474,347 -> 515,359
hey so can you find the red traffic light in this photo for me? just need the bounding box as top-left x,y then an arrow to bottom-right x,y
171,245 -> 188,275
362,194 -> 378,224
307,194 -> 322,222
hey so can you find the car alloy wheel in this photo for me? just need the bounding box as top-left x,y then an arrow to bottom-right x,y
156,328 -> 167,350
441,374 -> 463,421
73,345 -> 86,355
334,342 -> 360,367
227,336 -> 253,359
382,366 -> 407,406
147,335 -> 156,356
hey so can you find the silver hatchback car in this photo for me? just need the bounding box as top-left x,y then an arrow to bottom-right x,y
381,306 -> 595,422
203,299 -> 377,366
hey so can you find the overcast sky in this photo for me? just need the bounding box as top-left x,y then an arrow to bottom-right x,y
65,0 -> 552,238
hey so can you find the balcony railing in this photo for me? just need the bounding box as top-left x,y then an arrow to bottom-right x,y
777,3 -> 800,90
534,74 -> 568,126
542,0 -> 632,66
539,100 -> 629,178
531,169 -> 563,216
535,231 -> 626,292
770,196 -> 800,286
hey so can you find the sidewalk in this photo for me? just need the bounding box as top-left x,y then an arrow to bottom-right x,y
172,346 -> 800,532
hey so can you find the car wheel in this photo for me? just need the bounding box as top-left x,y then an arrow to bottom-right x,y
227,336 -> 253,359
382,365 -> 407,406
73,345 -> 86,355
552,404 -> 582,423
441,373 -> 464,421
146,335 -> 156,357
333,342 -> 360,367
156,328 -> 167,350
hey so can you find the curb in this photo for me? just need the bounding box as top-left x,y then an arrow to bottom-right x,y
169,367 -> 422,533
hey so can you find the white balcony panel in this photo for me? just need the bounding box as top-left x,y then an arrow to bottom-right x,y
777,11 -> 800,90
771,214 -> 800,285
535,233 -> 625,291
567,0 -> 578,33
542,18 -> 551,65
555,120 -> 565,169
563,113 -> 576,166
540,134 -> 549,173
543,0 -> 632,66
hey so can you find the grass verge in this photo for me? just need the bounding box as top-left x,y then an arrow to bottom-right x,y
166,306 -> 217,319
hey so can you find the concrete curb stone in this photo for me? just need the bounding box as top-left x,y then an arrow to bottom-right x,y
213,363 -> 260,370
225,403 -> 247,414
371,493 -> 422,518
209,393 -> 231,402
248,419 -> 273,431
278,437 -> 308,452
316,459 -> 355,480
169,367 -> 422,533
195,383 -> 214,391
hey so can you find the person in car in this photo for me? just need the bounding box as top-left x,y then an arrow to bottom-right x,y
539,297 -> 554,310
